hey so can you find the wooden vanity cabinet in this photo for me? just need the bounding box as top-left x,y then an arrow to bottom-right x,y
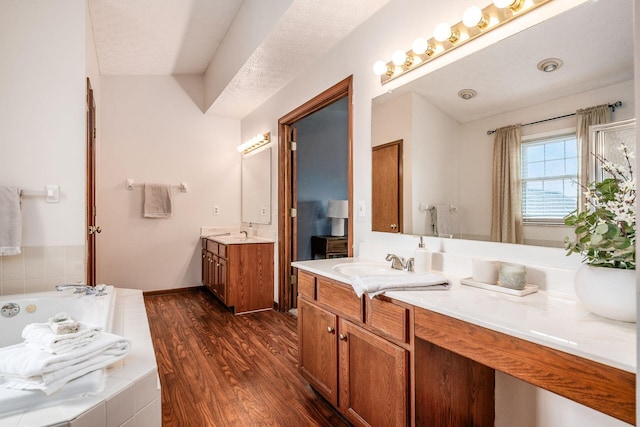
201,238 -> 273,314
297,271 -> 410,427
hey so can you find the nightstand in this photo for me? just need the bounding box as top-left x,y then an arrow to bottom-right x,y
311,235 -> 348,259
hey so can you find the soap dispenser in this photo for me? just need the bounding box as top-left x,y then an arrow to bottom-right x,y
414,237 -> 430,273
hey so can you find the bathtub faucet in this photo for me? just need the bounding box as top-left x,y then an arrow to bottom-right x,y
55,284 -> 106,296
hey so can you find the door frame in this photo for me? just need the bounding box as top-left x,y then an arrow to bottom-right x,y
277,76 -> 354,312
86,78 -> 97,286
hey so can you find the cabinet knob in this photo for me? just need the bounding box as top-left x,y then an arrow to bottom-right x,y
327,326 -> 335,334
339,333 -> 347,341
390,224 -> 398,230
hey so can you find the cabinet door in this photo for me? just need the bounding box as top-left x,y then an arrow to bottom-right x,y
217,256 -> 227,304
338,319 -> 409,427
298,298 -> 338,406
201,250 -> 208,287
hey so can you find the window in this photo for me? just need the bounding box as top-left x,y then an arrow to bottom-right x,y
521,134 -> 578,223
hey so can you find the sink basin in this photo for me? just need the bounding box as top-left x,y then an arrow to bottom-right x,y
332,262 -> 405,277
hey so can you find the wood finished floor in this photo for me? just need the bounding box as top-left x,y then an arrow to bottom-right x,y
144,288 -> 349,427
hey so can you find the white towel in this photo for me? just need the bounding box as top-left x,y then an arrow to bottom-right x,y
143,183 -> 172,218
22,322 -> 101,354
351,272 -> 451,298
0,186 -> 22,256
0,332 -> 130,395
432,204 -> 452,237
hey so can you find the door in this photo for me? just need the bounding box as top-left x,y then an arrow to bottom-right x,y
86,78 -> 99,285
338,319 -> 409,427
372,140 -> 402,233
278,76 -> 353,312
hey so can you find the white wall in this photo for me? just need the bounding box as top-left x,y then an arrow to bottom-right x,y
98,75 -> 240,291
241,0 -> 630,425
0,0 -> 90,295
0,0 -> 86,247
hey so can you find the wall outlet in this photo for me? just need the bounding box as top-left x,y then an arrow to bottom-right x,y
260,207 -> 268,216
213,205 -> 220,215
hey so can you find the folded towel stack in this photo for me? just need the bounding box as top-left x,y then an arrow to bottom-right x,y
22,322 -> 101,355
0,332 -> 130,395
351,272 -> 451,299
47,312 -> 80,334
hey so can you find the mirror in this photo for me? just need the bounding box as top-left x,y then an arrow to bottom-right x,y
371,0 -> 635,246
241,147 -> 271,224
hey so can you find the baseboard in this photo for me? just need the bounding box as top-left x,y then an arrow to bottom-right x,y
143,286 -> 204,297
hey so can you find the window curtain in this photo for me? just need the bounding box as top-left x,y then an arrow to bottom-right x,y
491,124 -> 523,244
577,104 -> 611,210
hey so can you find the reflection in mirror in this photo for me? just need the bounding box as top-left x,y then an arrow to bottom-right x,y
241,147 -> 271,224
371,0 -> 635,247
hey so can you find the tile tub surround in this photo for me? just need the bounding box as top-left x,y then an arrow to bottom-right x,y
0,245 -> 86,296
0,288 -> 161,427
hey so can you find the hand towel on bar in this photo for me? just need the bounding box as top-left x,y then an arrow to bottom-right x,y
351,272 -> 451,299
0,186 -> 22,256
22,322 -> 101,354
433,204 -> 452,238
0,332 -> 130,395
143,183 -> 172,218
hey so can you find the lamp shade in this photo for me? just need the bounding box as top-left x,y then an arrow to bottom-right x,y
327,200 -> 349,218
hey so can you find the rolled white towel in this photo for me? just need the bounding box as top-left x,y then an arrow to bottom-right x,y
22,322 -> 101,354
351,272 -> 451,299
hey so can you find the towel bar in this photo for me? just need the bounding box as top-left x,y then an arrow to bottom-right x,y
20,185 -> 60,203
126,179 -> 188,193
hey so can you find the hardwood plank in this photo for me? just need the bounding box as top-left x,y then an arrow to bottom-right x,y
145,289 -> 348,427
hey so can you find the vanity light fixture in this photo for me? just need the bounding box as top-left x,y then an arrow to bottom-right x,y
537,58 -> 563,72
373,0 -> 552,84
237,132 -> 271,154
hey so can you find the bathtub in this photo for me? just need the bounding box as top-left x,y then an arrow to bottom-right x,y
0,286 -> 161,426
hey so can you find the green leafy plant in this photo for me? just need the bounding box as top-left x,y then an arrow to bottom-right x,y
564,143 -> 635,269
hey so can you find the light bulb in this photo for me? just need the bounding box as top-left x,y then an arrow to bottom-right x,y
463,6 -> 486,28
433,23 -> 452,42
412,37 -> 428,55
493,0 -> 517,8
392,50 -> 407,66
373,60 -> 388,76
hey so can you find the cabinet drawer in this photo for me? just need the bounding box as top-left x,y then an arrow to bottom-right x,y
206,239 -> 218,253
317,278 -> 362,322
326,238 -> 348,253
298,271 -> 316,299
366,297 -> 410,343
217,243 -> 227,259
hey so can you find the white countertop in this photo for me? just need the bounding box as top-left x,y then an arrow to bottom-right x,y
292,257 -> 636,373
202,234 -> 274,245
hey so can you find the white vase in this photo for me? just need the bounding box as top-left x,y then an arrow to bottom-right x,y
574,265 -> 636,323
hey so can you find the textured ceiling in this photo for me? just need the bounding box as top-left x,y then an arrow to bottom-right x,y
88,0 -> 391,118
374,0 -> 633,124
88,0 -> 244,75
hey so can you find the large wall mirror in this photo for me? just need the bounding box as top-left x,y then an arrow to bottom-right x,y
241,147 -> 272,224
371,0 -> 635,247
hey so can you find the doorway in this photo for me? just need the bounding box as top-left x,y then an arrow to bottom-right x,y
278,76 -> 353,312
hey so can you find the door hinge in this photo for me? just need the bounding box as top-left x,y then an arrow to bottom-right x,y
290,141 -> 297,151
290,208 -> 297,217
290,275 -> 297,285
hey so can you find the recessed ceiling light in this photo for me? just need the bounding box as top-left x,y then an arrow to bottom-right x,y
458,89 -> 477,100
537,58 -> 563,73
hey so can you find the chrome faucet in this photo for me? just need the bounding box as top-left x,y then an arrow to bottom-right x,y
385,254 -> 406,270
405,257 -> 415,272
55,284 -> 106,296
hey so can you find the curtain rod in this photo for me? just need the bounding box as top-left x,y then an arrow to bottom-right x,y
486,101 -> 623,136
